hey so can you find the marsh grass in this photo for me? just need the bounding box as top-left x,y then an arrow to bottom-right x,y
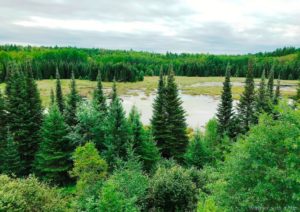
0,76 -> 296,106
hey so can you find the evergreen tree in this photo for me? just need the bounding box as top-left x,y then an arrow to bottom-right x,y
6,63 -> 42,175
111,79 -> 117,102
64,70 -> 80,127
274,77 -> 281,104
184,130 -> 210,169
35,104 -> 71,185
104,84 -> 131,167
151,69 -> 170,158
164,68 -> 188,161
237,60 -> 256,133
93,69 -> 107,113
216,64 -> 234,136
128,106 -> 144,150
55,68 -> 64,113
267,66 -> 274,99
0,90 -> 6,142
2,131 -> 21,176
50,89 -> 55,106
295,78 -> 300,101
256,69 -> 269,112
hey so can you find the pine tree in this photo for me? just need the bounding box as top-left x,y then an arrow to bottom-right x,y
216,64 -> 234,136
274,77 -> 281,104
35,104 -> 71,185
55,68 -> 65,113
2,131 -> 21,176
237,60 -> 256,133
256,69 -> 269,112
93,69 -> 107,113
151,69 -> 170,158
267,66 -> 274,99
0,90 -> 6,142
104,84 -> 131,167
6,63 -> 42,175
111,79 -> 117,102
64,70 -> 80,127
165,68 -> 188,161
128,106 -> 144,150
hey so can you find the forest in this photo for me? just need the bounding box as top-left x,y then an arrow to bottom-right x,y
0,57 -> 299,211
0,45 -> 300,83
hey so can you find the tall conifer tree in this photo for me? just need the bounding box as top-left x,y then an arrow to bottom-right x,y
128,106 -> 144,150
256,69 -> 269,112
104,83 -> 131,167
274,76 -> 281,104
267,66 -> 274,99
6,63 -> 42,175
55,68 -> 65,113
0,90 -> 6,142
151,68 -> 170,158
35,104 -> 71,185
93,69 -> 107,113
64,70 -> 80,127
164,67 -> 188,161
216,64 -> 234,136
237,60 -> 256,133
50,89 -> 55,106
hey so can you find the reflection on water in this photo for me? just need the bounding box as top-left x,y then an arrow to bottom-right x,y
121,91 -> 237,128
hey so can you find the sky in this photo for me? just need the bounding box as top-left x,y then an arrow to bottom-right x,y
0,0 -> 300,54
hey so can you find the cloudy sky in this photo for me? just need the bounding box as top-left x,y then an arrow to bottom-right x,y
1,0 -> 300,54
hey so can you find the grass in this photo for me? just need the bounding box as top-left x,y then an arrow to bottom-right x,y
0,76 -> 297,106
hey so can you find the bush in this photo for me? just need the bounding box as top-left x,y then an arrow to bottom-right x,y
0,175 -> 67,212
212,105 -> 300,211
148,164 -> 198,211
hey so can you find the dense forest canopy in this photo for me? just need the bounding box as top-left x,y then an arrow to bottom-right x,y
0,45 -> 299,82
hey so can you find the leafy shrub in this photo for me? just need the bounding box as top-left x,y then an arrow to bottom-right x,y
0,175 -> 67,212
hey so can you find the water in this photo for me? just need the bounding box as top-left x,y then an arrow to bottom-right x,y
121,91 -> 227,128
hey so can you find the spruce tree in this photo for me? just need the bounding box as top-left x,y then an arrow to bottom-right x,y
55,68 -> 65,113
216,64 -> 234,136
35,104 -> 71,185
256,69 -> 269,112
6,63 -> 42,175
165,68 -> 188,161
0,90 -> 6,142
151,69 -> 170,158
93,69 -> 107,113
237,60 -> 256,133
64,70 -> 80,127
267,66 -> 274,99
104,83 -> 131,167
128,106 -> 144,150
2,131 -> 21,176
274,77 -> 281,104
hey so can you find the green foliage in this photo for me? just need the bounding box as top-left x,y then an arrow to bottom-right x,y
104,84 -> 132,167
256,69 -> 269,113
197,197 -> 223,212
5,63 -> 43,175
64,70 -> 80,127
55,68 -> 65,113
274,77 -> 281,104
70,102 -> 106,150
165,68 -> 189,161
70,142 -> 108,211
216,64 -> 234,136
237,60 -> 256,133
35,105 -> 71,185
92,69 -> 107,113
0,175 -> 67,212
148,164 -> 198,211
1,131 -> 21,176
185,130 -> 211,169
212,104 -> 300,211
267,66 -> 275,99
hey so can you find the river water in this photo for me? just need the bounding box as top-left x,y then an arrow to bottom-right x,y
121,91 -> 231,128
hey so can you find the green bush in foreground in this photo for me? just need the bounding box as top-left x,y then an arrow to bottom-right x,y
0,175 -> 67,212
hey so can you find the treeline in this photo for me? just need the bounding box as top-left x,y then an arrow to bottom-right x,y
0,62 -> 299,211
0,44 -> 300,83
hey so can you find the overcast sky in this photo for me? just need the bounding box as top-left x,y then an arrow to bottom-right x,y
0,0 -> 299,54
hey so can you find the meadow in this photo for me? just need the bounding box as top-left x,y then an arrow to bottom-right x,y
0,76 -> 297,106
